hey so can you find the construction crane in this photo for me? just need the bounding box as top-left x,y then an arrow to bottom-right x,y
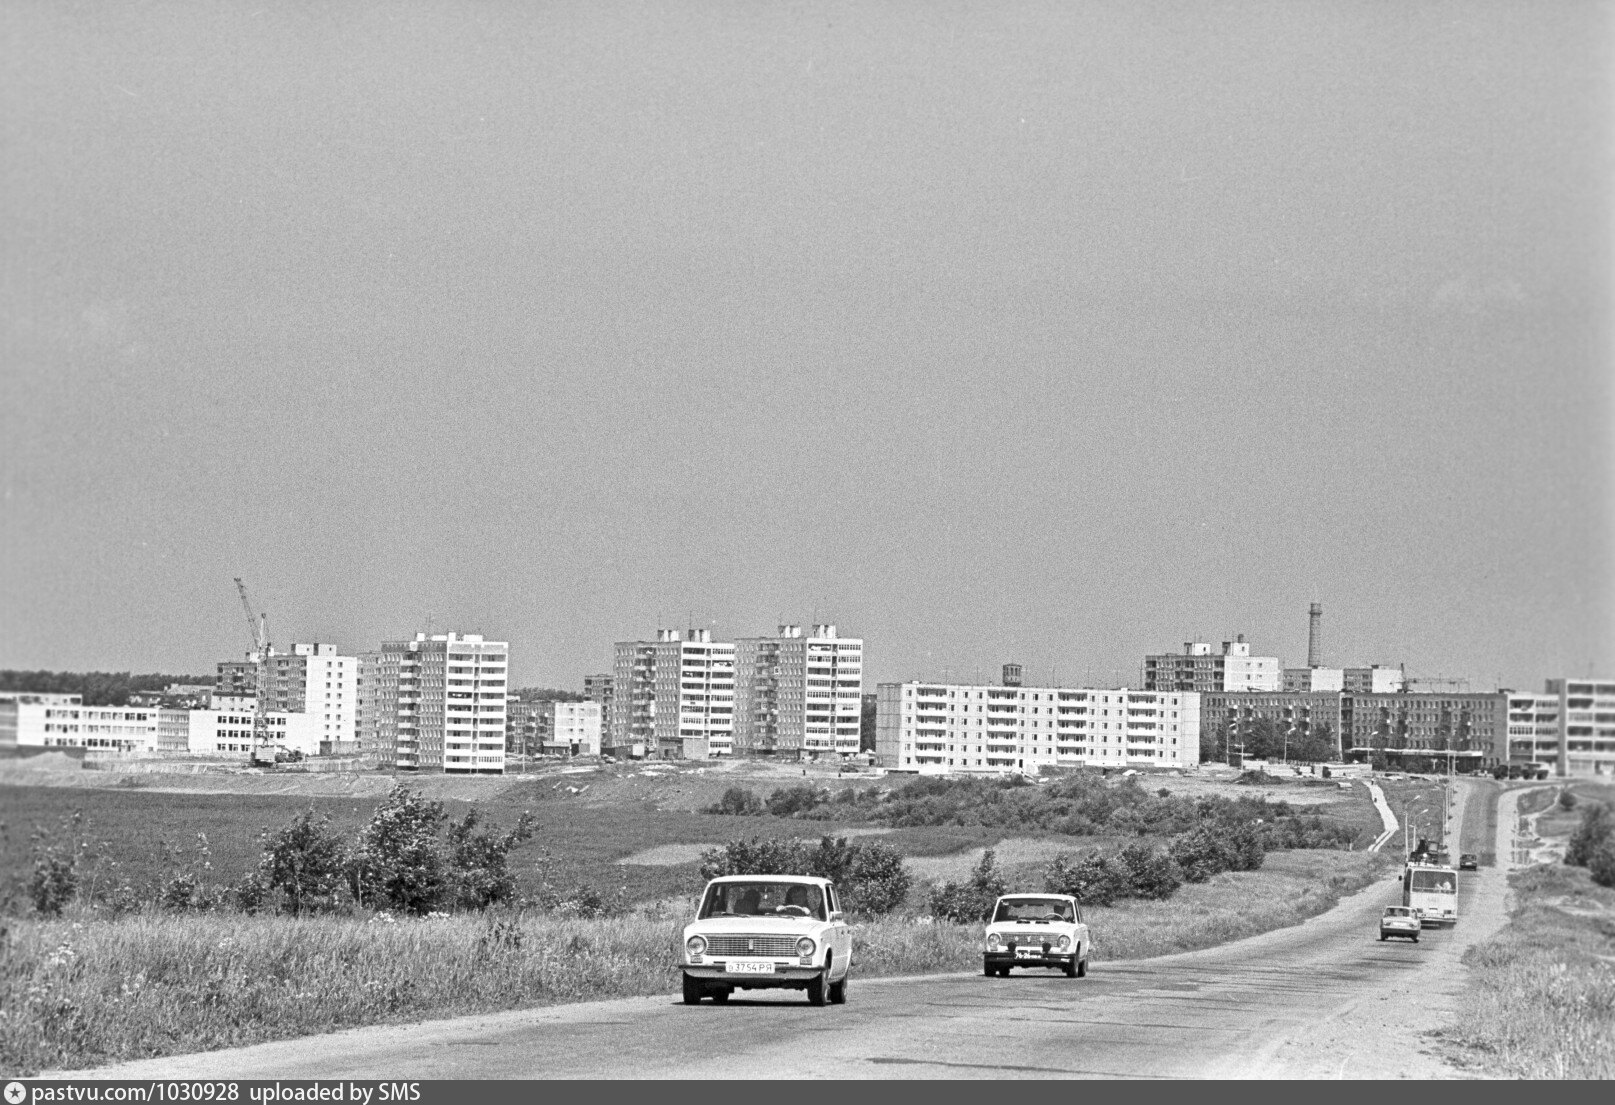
233,578 -> 275,766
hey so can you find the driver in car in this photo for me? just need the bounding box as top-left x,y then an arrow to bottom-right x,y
782,884 -> 821,916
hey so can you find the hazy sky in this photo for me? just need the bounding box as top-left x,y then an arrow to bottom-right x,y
3,1 -> 1611,692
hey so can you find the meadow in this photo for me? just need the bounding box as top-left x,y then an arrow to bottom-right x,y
0,848 -> 1392,1075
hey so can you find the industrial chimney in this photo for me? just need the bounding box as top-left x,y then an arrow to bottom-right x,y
1307,603 -> 1323,667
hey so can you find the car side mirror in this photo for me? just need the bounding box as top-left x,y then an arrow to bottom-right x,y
829,911 -> 845,922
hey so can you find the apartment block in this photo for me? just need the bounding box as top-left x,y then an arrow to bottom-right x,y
734,624 -> 863,758
1199,692 -> 1347,760
1510,678 -> 1615,777
357,632 -> 508,773
1341,692 -> 1504,768
611,629 -> 734,758
539,700 -> 602,756
583,674 -> 614,737
875,681 -> 1200,773
0,693 -> 316,758
259,643 -> 357,746
1144,637 -> 1280,693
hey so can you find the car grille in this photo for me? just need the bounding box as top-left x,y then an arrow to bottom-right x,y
705,935 -> 799,958
1006,932 -> 1055,943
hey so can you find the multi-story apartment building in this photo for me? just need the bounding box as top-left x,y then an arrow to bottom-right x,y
1199,692 -> 1347,761
258,643 -> 357,746
1144,638 -> 1280,694
505,698 -> 539,759
538,700 -> 602,756
1507,678 -> 1615,777
1342,692 -> 1504,769
357,632 -> 508,773
583,674 -> 614,737
1282,666 -> 1404,694
611,629 -> 734,758
875,681 -> 1200,773
215,657 -> 258,698
734,625 -> 862,758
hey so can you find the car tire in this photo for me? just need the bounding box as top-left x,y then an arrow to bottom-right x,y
1380,933 -> 1387,941
682,973 -> 703,1005
1076,956 -> 1088,978
711,986 -> 730,1004
983,962 -> 995,977
999,966 -> 1011,978
829,972 -> 848,1005
1064,958 -> 1078,978
1413,935 -> 1419,943
807,969 -> 828,1007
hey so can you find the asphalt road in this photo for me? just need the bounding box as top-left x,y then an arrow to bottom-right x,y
64,779 -> 1524,1080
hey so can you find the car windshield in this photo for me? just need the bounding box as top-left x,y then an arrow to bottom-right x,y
993,898 -> 1073,923
699,881 -> 826,921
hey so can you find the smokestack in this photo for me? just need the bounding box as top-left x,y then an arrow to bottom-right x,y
1308,603 -> 1323,667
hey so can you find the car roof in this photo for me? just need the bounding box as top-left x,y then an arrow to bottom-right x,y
999,893 -> 1077,901
705,875 -> 832,886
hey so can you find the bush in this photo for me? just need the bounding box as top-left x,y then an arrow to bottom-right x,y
1588,845 -> 1615,890
704,787 -> 764,816
1566,803 -> 1614,871
763,785 -> 828,818
1043,850 -> 1131,906
349,786 -> 447,915
697,835 -> 913,915
1559,789 -> 1579,811
927,850 -> 1006,923
29,847 -> 76,917
444,809 -> 535,911
1169,823 -> 1266,883
1118,843 -> 1182,900
260,806 -> 348,915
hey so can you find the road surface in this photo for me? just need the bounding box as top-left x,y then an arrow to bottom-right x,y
60,780 -> 1531,1080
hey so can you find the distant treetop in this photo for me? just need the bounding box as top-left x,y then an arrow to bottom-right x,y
511,686 -> 587,703
0,670 -> 214,706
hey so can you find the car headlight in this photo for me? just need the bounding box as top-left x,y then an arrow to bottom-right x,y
686,936 -> 706,957
1057,935 -> 1071,950
986,933 -> 1001,950
796,937 -> 816,957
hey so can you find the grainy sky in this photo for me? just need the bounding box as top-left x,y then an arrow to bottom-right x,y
2,0 -> 1611,692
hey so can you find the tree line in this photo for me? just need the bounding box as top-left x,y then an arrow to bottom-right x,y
0,670 -> 214,706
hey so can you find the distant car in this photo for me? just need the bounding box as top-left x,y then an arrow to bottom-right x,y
680,875 -> 852,1006
1459,854 -> 1478,871
983,893 -> 1091,978
1380,906 -> 1421,942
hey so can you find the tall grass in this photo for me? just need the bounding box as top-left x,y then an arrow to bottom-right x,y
1440,865 -> 1615,1078
0,849 -> 1391,1076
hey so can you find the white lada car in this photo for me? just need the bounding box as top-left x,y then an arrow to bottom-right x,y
982,893 -> 1091,978
681,875 -> 852,1006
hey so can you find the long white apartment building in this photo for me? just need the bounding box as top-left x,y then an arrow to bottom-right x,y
611,629 -> 734,757
876,681 -> 1201,773
734,624 -> 862,758
0,692 -> 318,757
357,632 -> 508,773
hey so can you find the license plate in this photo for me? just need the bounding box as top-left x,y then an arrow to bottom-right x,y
1015,947 -> 1041,959
724,960 -> 776,974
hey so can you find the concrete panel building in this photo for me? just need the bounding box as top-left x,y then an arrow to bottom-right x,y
1507,678 -> 1615,777
876,681 -> 1200,773
734,624 -> 862,758
539,700 -> 601,756
611,629 -> 734,758
1283,666 -> 1404,694
583,674 -> 614,738
1341,692 -> 1505,769
259,643 -> 357,747
1144,637 -> 1280,694
356,632 -> 508,773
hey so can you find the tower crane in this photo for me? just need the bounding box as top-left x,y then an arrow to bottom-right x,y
233,577 -> 274,766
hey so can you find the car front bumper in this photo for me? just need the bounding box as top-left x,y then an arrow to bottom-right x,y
984,950 -> 1076,969
683,964 -> 827,989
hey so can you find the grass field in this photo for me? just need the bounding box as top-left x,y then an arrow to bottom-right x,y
1437,864 -> 1615,1079
0,847 -> 1393,1076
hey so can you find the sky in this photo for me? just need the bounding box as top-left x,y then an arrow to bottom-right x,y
2,0 -> 1612,693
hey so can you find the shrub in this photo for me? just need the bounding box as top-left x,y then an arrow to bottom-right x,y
1043,850 -> 1131,906
29,847 -> 76,917
1588,845 -> 1615,890
1559,789 -> 1579,811
444,809 -> 535,910
1566,803 -> 1615,870
349,786 -> 447,915
1118,843 -> 1182,900
260,806 -> 348,915
764,785 -> 828,818
927,849 -> 1006,923
704,787 -> 764,816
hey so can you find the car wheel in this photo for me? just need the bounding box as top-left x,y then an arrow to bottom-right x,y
1076,956 -> 1088,978
682,973 -> 703,1005
807,969 -> 828,1007
829,972 -> 848,1005
983,962 -> 996,977
1380,933 -> 1387,941
999,966 -> 1011,978
1064,958 -> 1078,978
1413,935 -> 1419,943
710,986 -> 730,1004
